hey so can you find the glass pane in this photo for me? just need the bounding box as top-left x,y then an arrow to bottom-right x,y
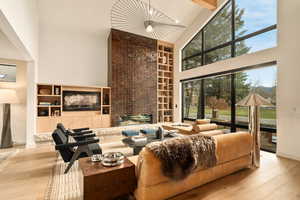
204,46 -> 231,65
0,64 -> 16,82
183,80 -> 202,119
237,127 -> 276,153
204,75 -> 231,123
204,2 -> 232,50
235,66 -> 277,129
235,29 -> 277,56
235,0 -> 277,38
260,130 -> 277,153
182,31 -> 202,59
182,56 -> 202,71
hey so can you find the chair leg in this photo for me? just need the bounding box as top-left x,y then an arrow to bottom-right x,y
64,147 -> 81,174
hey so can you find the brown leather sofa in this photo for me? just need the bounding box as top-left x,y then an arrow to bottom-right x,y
128,132 -> 252,200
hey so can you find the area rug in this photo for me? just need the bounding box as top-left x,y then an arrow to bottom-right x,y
0,149 -> 19,171
44,141 -> 133,200
44,154 -> 82,200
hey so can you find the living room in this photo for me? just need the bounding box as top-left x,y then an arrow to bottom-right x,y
0,0 -> 300,199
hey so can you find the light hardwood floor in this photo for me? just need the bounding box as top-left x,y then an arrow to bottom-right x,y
0,145 -> 299,200
0,144 -> 56,200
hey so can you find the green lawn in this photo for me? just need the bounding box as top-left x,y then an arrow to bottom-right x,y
187,106 -> 276,119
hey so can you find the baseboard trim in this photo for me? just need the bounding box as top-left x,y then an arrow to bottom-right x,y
277,152 -> 300,162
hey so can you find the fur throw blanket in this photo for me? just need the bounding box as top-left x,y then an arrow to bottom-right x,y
145,135 -> 217,181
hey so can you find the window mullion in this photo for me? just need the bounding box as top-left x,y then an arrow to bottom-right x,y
231,0 -> 236,58
201,31 -> 204,66
231,73 -> 236,132
201,79 -> 205,118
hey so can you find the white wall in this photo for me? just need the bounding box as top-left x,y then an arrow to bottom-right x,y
276,0 -> 300,161
0,0 -> 39,60
0,29 -> 26,60
0,58 -> 27,145
38,26 -> 107,86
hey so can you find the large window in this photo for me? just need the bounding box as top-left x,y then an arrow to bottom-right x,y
182,63 -> 277,152
182,0 -> 277,71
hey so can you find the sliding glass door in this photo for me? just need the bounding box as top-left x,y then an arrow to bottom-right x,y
182,63 -> 277,152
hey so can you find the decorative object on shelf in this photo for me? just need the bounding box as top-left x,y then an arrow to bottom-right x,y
53,110 -> 60,117
101,152 -> 124,167
39,88 -> 51,95
0,89 -> 19,148
237,93 -> 272,168
39,102 -> 51,106
38,109 -> 49,117
53,100 -> 59,105
111,0 -> 186,40
162,56 -> 167,64
104,94 -> 110,105
102,107 -> 110,115
54,87 -> 60,95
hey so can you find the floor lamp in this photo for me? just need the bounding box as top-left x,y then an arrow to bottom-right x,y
0,89 -> 18,148
237,93 -> 272,168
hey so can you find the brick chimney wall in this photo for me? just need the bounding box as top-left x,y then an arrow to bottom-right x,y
108,29 -> 157,126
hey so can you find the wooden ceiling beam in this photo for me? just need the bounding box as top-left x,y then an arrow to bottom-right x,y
192,0 -> 217,10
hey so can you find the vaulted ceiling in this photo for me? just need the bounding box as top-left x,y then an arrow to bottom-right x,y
0,29 -> 25,60
38,0 -> 205,42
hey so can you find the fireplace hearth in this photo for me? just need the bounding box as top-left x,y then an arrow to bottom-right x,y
118,114 -> 152,126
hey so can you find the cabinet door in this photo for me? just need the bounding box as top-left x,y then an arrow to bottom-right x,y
37,117 -> 60,133
92,115 -> 102,128
101,115 -> 111,128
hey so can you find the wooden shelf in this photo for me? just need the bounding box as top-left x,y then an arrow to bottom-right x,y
37,95 -> 61,97
157,41 -> 174,123
36,84 -> 111,133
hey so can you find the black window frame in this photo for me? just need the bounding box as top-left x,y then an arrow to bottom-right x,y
181,61 -> 277,135
181,0 -> 277,71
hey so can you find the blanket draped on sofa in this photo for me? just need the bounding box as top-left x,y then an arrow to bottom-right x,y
146,135 -> 217,180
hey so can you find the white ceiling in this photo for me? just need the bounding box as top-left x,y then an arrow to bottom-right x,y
0,29 -> 25,60
38,0 -> 204,42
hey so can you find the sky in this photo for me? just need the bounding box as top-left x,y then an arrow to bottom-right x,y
245,65 -> 277,88
237,0 -> 277,52
237,0 -> 277,87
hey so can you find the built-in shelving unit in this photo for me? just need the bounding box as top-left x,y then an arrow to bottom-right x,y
36,84 -> 111,133
157,41 -> 174,123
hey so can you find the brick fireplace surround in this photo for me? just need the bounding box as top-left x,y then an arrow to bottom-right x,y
108,29 -> 158,126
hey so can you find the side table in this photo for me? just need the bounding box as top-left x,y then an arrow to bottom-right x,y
79,157 -> 137,200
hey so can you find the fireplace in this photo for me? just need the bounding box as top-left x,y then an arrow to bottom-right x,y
117,114 -> 153,126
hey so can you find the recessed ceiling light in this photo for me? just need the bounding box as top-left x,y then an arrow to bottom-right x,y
175,20 -> 180,24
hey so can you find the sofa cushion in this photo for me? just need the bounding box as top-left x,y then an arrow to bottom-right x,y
215,132 -> 252,164
140,128 -> 157,135
193,123 -> 218,133
195,119 -> 211,125
122,130 -> 139,137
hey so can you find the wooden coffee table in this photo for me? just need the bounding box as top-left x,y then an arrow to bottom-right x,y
79,157 -> 137,200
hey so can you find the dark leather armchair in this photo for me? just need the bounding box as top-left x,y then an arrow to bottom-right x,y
57,123 -> 96,142
52,128 -> 102,173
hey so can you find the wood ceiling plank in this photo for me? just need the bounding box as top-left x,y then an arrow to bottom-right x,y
192,0 -> 217,10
